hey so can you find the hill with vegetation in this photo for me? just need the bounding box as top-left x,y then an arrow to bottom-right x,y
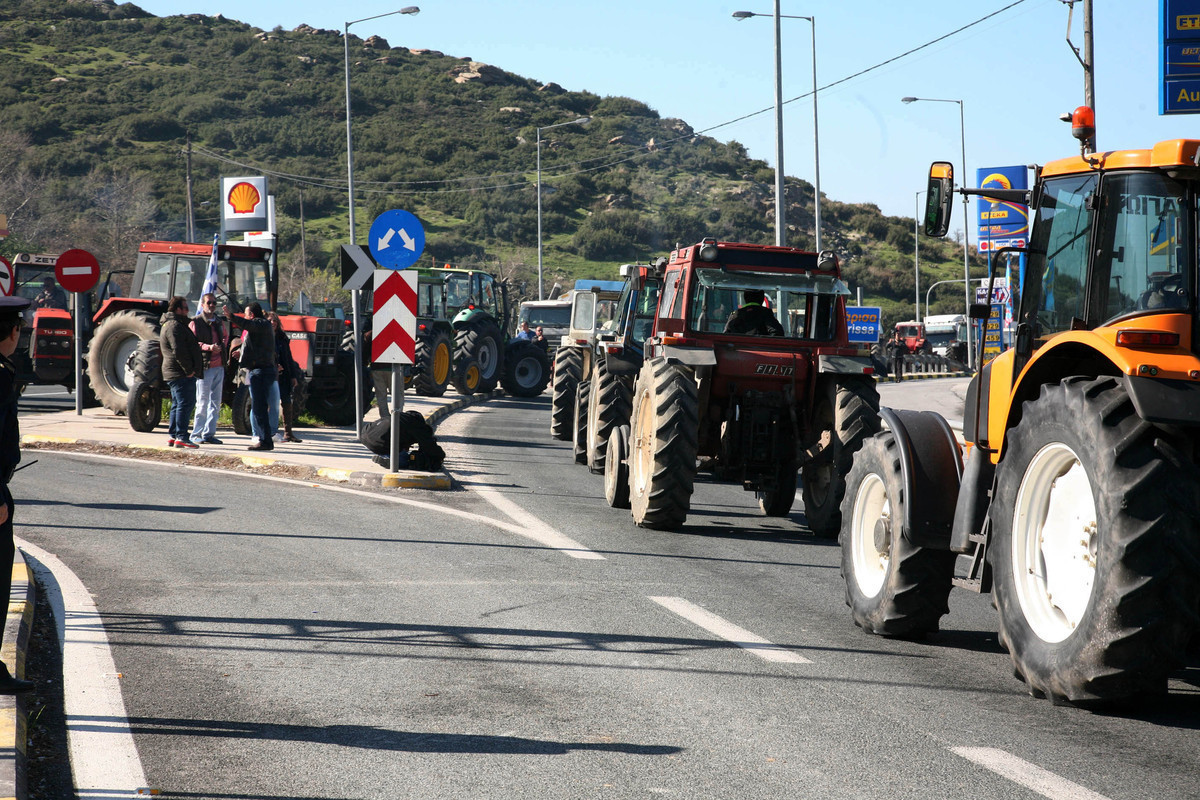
0,0 -> 983,325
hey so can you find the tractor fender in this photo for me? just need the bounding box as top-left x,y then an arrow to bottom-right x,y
949,443 -> 996,554
662,344 -> 716,367
878,407 -> 963,549
817,354 -> 873,375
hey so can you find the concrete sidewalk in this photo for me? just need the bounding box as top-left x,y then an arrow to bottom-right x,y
20,389 -> 502,490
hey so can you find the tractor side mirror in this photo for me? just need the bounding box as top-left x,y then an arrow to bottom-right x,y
924,161 -> 955,238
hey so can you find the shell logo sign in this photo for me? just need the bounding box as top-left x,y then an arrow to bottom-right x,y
221,175 -> 269,232
227,181 -> 262,214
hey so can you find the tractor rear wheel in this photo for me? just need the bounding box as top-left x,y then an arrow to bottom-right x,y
412,330 -> 452,397
550,347 -> 582,440
231,384 -> 252,436
586,356 -> 632,474
501,340 -> 551,397
629,357 -> 698,530
87,310 -> 159,414
306,350 -> 356,425
840,431 -> 955,637
453,321 -> 503,394
802,376 -> 881,538
989,376 -> 1200,704
126,379 -> 162,433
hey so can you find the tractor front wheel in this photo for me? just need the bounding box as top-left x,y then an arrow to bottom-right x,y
988,376 -> 1200,704
549,347 -> 582,440
87,311 -> 159,414
629,357 -> 698,530
801,376 -> 881,538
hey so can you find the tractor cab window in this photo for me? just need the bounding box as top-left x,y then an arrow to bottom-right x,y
175,257 -> 209,304
444,274 -> 470,312
690,269 -> 848,340
142,254 -> 172,299
475,274 -> 497,314
216,258 -> 270,309
1092,172 -> 1190,323
631,282 -> 660,344
1024,173 -> 1098,337
417,282 -> 440,318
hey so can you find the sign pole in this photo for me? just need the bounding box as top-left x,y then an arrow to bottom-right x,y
390,365 -> 401,473
55,249 -> 100,416
74,293 -> 83,415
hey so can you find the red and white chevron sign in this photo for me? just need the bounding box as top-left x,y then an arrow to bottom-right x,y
371,269 -> 418,364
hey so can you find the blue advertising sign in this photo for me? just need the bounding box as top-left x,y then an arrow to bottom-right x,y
975,166 -> 1029,252
1161,0 -> 1200,114
368,209 -> 426,270
845,306 -> 882,344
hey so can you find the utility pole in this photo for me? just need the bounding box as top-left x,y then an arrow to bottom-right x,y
1063,0 -> 1096,153
185,132 -> 196,242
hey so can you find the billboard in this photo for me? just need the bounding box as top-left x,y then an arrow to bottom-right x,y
1162,0 -> 1200,114
975,166 -> 1028,252
845,306 -> 882,344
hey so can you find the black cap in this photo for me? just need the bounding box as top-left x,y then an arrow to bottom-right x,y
0,297 -> 31,320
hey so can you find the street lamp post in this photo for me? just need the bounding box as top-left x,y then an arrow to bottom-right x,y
536,116 -> 590,300
732,8 -> 821,250
902,95 -> 972,369
925,278 -> 969,323
345,6 -> 419,436
914,189 -> 923,323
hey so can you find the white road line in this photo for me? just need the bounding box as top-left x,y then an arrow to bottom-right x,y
34,450 -> 603,560
649,596 -> 811,664
952,747 -> 1113,800
470,485 -> 605,560
17,537 -> 149,795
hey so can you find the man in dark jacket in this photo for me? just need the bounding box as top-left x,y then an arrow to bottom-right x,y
723,289 -> 785,336
0,296 -> 34,693
238,302 -> 277,451
159,295 -> 204,448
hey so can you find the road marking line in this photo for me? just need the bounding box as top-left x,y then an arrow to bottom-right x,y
16,537 -> 148,795
471,486 -> 605,560
951,747 -> 1112,800
34,450 -> 602,560
649,596 -> 811,664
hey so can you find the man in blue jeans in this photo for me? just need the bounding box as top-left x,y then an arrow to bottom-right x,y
237,302 -> 277,451
159,296 -> 203,448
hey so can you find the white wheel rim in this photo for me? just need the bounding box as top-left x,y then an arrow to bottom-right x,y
630,388 -> 654,498
849,473 -> 889,598
113,335 -> 141,394
1011,442 -> 1097,643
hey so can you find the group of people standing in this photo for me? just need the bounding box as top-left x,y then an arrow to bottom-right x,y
159,293 -> 303,451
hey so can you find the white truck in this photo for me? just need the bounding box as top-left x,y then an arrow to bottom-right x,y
922,313 -> 968,361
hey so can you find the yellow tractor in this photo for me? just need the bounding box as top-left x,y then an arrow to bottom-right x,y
840,115 -> 1200,705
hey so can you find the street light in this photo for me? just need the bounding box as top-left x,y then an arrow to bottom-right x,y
902,95 -> 973,369
914,189 -> 923,323
733,7 -> 821,250
536,116 -> 590,300
345,6 -> 419,435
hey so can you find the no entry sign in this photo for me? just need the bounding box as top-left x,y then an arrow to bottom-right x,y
55,249 -> 100,293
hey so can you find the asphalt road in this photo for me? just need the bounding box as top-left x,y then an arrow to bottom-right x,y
13,379 -> 1199,799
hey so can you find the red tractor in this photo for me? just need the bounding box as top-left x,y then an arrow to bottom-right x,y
620,238 -> 881,534
893,321 -> 932,354
34,240 -> 354,428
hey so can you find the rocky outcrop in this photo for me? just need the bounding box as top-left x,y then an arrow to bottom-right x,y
451,62 -> 511,86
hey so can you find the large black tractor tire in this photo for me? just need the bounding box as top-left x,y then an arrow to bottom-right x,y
629,357 -> 699,530
988,376 -> 1200,705
840,431 -> 956,637
231,384 -> 252,436
125,379 -> 162,433
87,310 -> 159,414
412,330 -> 453,397
549,347 -> 582,440
604,425 -> 631,510
453,321 -> 503,395
502,340 -> 551,398
306,351 -> 357,426
757,462 -> 799,517
801,376 -> 881,539
572,380 -> 590,465
130,339 -> 162,384
586,356 -> 632,474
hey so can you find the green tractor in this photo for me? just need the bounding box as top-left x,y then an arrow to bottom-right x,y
406,266 -> 550,398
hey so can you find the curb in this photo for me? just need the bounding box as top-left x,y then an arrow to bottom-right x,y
19,388 -> 504,492
1,550 -> 33,800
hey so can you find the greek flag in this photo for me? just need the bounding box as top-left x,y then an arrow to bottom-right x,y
201,234 -> 219,298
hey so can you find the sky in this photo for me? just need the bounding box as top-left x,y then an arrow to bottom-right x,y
135,0 -> 1182,239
